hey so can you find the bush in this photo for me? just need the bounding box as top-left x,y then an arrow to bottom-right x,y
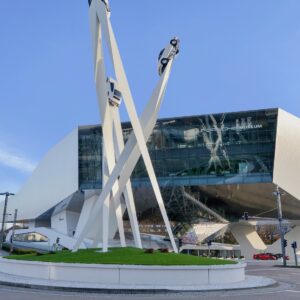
2,243 -> 10,252
2,243 -> 37,256
12,248 -> 37,255
158,248 -> 169,253
144,248 -> 154,254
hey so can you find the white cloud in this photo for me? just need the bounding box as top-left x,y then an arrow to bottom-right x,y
0,147 -> 36,173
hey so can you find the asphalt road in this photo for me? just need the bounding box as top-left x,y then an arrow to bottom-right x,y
1,263 -> 300,300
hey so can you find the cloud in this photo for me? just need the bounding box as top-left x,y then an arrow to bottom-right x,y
0,147 -> 36,173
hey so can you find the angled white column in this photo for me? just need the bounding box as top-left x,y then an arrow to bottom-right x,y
74,0 -> 179,252
267,225 -> 300,261
89,1 -> 135,250
110,107 -> 142,248
101,147 -> 110,250
92,105 -> 142,249
230,223 -> 266,259
89,6 -> 126,251
73,61 -> 174,251
96,3 -> 178,252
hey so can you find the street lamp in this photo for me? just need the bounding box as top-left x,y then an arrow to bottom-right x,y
273,186 -> 286,267
0,192 -> 15,249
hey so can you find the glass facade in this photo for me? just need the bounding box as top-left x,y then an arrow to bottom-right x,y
79,126 -> 102,190
79,108 -> 278,190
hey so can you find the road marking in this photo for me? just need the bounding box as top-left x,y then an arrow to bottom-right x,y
246,268 -> 274,273
283,290 -> 300,293
0,286 -> 108,299
218,288 -> 300,298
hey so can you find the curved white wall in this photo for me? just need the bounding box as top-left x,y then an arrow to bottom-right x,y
274,109 -> 300,200
0,258 -> 246,287
1,129 -> 79,221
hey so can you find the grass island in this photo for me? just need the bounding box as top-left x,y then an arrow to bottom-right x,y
6,247 -> 236,266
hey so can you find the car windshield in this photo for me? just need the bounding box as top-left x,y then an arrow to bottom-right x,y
158,49 -> 164,60
114,89 -> 122,99
110,82 -> 114,92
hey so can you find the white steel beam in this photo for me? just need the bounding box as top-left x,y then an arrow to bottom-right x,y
96,1 -> 178,252
110,107 -> 143,248
73,61 -> 175,251
74,0 -> 179,252
89,4 -> 126,251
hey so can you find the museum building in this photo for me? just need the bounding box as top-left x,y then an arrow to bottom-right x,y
2,107 -> 300,258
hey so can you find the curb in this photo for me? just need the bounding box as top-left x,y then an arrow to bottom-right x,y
0,275 -> 277,294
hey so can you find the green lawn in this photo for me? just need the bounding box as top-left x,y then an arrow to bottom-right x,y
5,247 -> 236,266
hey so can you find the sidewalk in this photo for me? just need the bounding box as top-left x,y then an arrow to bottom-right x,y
0,250 -> 9,257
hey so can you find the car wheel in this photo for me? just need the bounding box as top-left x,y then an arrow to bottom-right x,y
161,58 -> 169,65
170,39 -> 178,46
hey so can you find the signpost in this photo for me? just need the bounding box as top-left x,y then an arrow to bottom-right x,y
291,241 -> 298,267
10,209 -> 18,253
0,192 -> 15,249
207,240 -> 212,257
273,186 -> 287,267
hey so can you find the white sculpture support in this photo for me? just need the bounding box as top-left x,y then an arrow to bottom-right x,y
74,0 -> 179,252
89,1 -> 139,250
111,107 -> 142,248
92,102 -> 142,249
95,2 -> 141,251
94,31 -> 127,249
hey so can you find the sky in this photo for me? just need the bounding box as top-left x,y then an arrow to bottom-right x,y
1,0 -> 300,198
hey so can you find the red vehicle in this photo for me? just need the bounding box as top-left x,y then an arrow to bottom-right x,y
253,253 -> 277,260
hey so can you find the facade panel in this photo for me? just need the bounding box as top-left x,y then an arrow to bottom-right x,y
1,128 -> 79,221
78,126 -> 102,190
274,109 -> 300,200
